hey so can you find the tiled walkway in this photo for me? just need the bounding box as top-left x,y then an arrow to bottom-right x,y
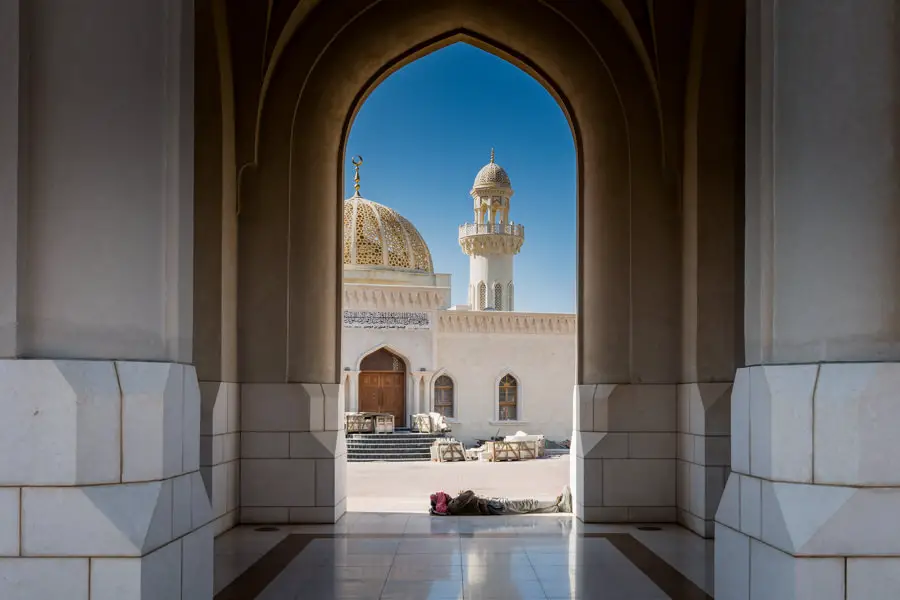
215,512 -> 714,599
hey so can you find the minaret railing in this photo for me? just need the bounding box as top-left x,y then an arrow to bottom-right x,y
458,222 -> 525,238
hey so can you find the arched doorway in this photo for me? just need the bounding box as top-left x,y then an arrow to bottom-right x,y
358,348 -> 407,426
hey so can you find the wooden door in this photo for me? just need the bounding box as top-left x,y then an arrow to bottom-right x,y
379,373 -> 405,426
357,372 -> 406,426
358,373 -> 382,413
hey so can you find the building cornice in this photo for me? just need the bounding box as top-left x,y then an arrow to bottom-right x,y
437,311 -> 576,335
343,283 -> 450,311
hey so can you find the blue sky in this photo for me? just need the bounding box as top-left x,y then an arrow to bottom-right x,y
345,43 -> 576,314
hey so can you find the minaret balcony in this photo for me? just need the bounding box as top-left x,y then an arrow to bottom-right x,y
458,222 -> 525,256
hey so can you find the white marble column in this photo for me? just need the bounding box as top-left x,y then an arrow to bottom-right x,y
0,1 -> 211,598
423,372 -> 434,414
348,371 -> 360,412
413,371 -> 433,416
411,374 -> 421,419
717,1 -> 900,598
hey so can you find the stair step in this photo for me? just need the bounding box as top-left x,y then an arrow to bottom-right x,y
347,452 -> 431,457
348,452 -> 430,455
346,439 -> 443,443
349,459 -> 430,463
347,450 -> 433,454
346,430 -> 453,462
347,434 -> 445,440
347,440 -> 434,448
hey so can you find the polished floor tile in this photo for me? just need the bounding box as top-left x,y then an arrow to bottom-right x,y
215,514 -> 714,600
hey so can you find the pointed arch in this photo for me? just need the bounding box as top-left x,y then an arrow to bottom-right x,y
432,369 -> 456,419
478,281 -> 487,311
493,282 -> 503,310
494,369 -> 523,422
507,282 -> 514,311
355,343 -> 411,372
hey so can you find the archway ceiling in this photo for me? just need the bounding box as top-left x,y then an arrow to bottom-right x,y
221,0 -> 678,173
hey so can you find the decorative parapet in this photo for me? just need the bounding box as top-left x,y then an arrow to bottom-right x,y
458,222 -> 525,256
343,283 -> 450,311
437,311 -> 576,335
459,223 -> 525,237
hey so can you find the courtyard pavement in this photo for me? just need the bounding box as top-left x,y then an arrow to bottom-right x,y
346,455 -> 571,513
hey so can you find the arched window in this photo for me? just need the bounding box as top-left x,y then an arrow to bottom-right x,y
433,375 -> 454,418
507,282 -> 514,311
493,283 -> 502,310
498,374 -> 518,421
478,282 -> 486,310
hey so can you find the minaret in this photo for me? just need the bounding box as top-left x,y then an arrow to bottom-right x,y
458,150 -> 525,311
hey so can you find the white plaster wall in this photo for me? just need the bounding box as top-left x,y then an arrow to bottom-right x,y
469,254 -> 513,310
435,330 -> 575,444
341,324 -> 436,372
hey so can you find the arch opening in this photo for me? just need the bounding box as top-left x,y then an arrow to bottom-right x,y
337,38 -> 578,513
224,0 -> 741,537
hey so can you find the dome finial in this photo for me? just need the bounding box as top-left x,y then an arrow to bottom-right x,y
490,148 -> 495,164
351,155 -> 364,196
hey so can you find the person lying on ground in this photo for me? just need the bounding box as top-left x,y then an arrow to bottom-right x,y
430,485 -> 572,516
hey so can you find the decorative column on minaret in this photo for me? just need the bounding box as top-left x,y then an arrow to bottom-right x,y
459,150 -> 525,311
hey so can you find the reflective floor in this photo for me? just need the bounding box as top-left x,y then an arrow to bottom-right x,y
214,513 -> 714,599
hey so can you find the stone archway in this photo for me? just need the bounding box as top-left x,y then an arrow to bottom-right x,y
229,0 -> 694,529
10,0 -> 900,595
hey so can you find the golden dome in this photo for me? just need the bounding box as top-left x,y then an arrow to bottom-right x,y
343,196 -> 434,272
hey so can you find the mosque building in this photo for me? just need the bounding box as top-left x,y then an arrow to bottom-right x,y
341,152 -> 575,444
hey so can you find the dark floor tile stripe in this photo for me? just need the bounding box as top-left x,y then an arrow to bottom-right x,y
214,534 -> 314,600
215,530 -> 712,600
605,534 -> 713,600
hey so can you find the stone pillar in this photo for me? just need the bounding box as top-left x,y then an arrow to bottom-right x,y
717,1 -> 900,598
194,0 -> 241,539
235,4 -> 346,521
199,381 -> 241,536
347,371 -> 360,412
572,35 -> 680,522
239,383 -> 347,523
412,374 -> 421,418
412,371 -> 433,416
677,0 -> 743,538
422,372 -> 434,414
572,384 -> 677,522
0,1 -> 211,598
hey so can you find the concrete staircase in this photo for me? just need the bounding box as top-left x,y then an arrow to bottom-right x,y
346,429 -> 447,462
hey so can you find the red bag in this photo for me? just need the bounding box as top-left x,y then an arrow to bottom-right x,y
430,491 -> 452,515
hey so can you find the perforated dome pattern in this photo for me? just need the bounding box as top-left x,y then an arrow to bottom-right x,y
343,196 -> 434,272
473,161 -> 511,188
